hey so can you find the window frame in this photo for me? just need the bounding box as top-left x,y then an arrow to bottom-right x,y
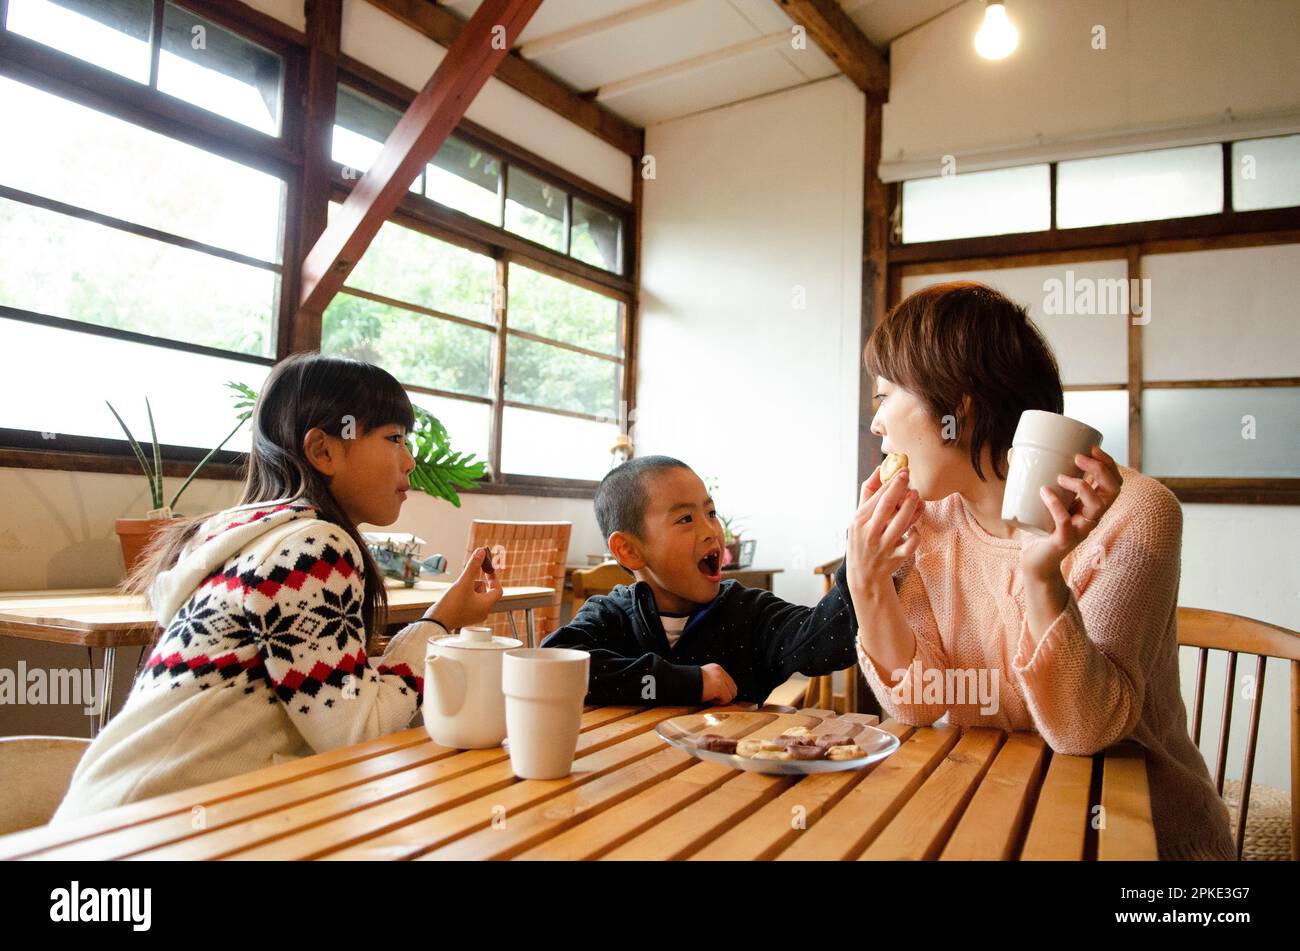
886,140 -> 1300,505
0,0 -> 640,499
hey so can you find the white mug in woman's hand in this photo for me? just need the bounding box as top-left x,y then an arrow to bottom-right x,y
1001,410 -> 1103,535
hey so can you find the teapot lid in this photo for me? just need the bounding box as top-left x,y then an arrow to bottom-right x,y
434,625 -> 521,651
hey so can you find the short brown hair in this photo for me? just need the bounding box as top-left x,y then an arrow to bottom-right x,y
865,281 -> 1063,481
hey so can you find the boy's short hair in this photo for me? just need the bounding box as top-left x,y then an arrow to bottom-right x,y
595,455 -> 692,541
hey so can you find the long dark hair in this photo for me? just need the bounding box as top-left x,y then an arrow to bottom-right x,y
129,352 -> 416,635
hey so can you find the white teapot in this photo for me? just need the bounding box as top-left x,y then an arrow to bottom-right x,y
424,626 -> 522,749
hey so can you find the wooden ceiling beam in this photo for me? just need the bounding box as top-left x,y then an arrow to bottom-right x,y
297,0 -> 543,319
364,0 -> 644,156
774,0 -> 889,99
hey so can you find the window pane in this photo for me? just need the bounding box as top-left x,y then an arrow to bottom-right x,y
158,3 -> 283,135
1143,388 -> 1300,477
0,197 -> 277,356
322,293 -> 492,398
901,165 -> 1049,243
5,0 -> 152,84
426,136 -> 502,225
501,406 -> 618,480
505,336 -> 619,417
506,167 -> 565,251
407,390 -> 490,470
0,316 -> 268,451
1063,390 -> 1128,466
332,86 -> 420,192
570,197 -> 622,273
1057,145 -> 1223,228
1232,135 -> 1300,211
0,76 -> 284,262
332,206 -> 496,323
507,263 -> 620,355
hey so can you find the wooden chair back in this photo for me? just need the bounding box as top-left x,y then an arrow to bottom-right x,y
466,520 -> 572,643
568,560 -> 633,618
0,736 -> 91,834
1177,607 -> 1300,860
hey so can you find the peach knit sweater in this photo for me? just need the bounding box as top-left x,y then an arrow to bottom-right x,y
857,467 -> 1235,860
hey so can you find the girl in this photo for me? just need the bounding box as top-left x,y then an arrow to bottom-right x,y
846,281 -> 1235,860
54,353 -> 500,820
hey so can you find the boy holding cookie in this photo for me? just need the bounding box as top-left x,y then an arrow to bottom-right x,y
541,456 -> 862,706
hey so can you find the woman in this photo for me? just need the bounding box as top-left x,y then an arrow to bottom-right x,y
846,281 -> 1234,860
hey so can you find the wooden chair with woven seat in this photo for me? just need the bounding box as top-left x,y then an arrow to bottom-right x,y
567,560 -> 633,619
1178,607 -> 1300,861
466,520 -> 571,647
0,736 -> 92,835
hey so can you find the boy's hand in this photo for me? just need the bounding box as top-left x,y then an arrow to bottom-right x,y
700,663 -> 737,705
426,547 -> 503,631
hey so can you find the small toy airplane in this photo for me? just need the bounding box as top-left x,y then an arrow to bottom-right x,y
363,533 -> 448,587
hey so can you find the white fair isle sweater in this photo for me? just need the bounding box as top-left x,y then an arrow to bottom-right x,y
54,500 -> 436,821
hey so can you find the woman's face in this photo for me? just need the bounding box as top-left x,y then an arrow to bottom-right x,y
869,377 -> 974,500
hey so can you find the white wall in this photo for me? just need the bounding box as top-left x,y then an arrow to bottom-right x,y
637,76 -> 866,609
882,0 -> 1300,180
0,466 -> 604,738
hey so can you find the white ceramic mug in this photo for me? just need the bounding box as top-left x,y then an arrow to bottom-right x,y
1001,410 -> 1103,535
502,648 -> 590,780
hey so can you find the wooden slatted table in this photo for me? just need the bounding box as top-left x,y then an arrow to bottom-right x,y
0,705 -> 1157,861
0,582 -> 554,734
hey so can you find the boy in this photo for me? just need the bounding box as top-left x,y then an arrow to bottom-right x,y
541,456 -> 861,706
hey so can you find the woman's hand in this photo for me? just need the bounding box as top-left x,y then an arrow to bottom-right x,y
1020,446 -> 1123,582
846,463 -> 923,600
426,547 -> 503,630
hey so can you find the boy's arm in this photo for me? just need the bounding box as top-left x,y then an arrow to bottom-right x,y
541,594 -> 704,706
747,561 -> 860,688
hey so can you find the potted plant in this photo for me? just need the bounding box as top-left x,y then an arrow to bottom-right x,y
703,477 -> 752,569
108,382 -> 254,574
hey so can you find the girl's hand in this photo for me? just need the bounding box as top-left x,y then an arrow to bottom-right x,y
1020,446 -> 1123,581
426,547 -> 503,630
846,463 -> 923,599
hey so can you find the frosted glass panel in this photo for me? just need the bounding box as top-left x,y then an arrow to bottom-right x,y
1143,388 -> 1300,477
6,0 -> 152,84
1143,244 -> 1300,381
900,260 -> 1129,385
1232,135 -> 1300,211
0,317 -> 268,450
501,407 -> 617,481
1057,145 -> 1222,228
1063,390 -> 1128,467
901,165 -> 1049,243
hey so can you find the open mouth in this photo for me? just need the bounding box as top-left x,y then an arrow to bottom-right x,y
697,549 -> 722,582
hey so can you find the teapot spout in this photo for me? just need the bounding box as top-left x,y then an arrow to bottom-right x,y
424,653 -> 466,719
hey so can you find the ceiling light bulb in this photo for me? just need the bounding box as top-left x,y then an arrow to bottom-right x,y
975,2 -> 1019,60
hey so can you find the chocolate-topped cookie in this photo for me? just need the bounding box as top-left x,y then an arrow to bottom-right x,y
695,734 -> 738,754
787,744 -> 825,760
814,733 -> 857,749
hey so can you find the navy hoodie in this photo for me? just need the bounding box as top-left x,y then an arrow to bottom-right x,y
540,562 -> 860,706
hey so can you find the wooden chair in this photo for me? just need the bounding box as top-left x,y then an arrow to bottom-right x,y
567,560 -> 633,618
799,556 -> 871,714
1177,607 -> 1300,860
0,736 -> 91,835
466,520 -> 571,647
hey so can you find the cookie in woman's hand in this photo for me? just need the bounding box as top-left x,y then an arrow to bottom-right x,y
880,451 -> 909,483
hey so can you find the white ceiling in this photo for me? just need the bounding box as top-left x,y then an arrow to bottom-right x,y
438,0 -> 968,127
